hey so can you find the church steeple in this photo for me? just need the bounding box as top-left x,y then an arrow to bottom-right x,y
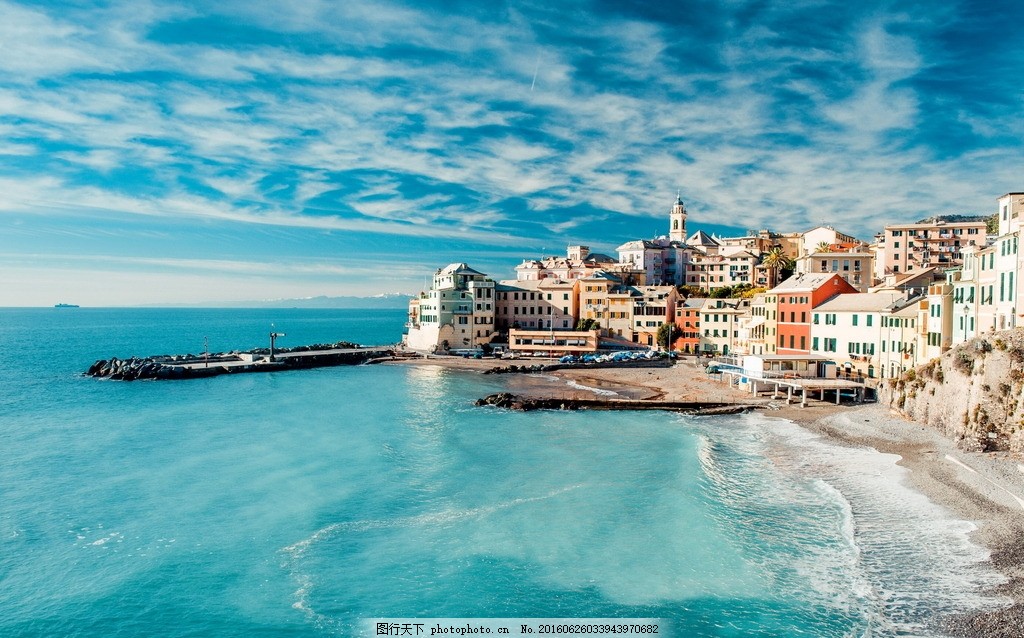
669,191 -> 687,242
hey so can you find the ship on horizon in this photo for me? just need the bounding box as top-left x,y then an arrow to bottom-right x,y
54,303 -> 80,308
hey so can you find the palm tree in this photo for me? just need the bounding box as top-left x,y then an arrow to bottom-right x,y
814,241 -> 832,254
762,247 -> 793,288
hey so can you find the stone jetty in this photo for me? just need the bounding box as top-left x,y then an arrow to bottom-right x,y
86,342 -> 398,381
475,392 -> 763,415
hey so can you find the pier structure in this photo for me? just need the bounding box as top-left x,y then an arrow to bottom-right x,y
709,353 -> 869,407
87,344 -> 397,381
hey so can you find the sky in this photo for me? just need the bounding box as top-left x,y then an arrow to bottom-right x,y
1,0 -> 1022,306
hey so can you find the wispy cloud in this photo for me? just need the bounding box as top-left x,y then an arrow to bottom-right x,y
1,0 -> 1022,305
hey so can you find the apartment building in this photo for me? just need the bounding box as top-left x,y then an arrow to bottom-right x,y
494,279 -> 578,332
772,273 -> 858,355
795,250 -> 874,292
698,298 -> 749,356
616,239 -> 689,286
923,280 -> 953,359
880,218 -> 986,276
672,297 -> 704,353
687,246 -> 761,292
878,295 -> 924,379
740,293 -> 770,355
632,286 -> 679,346
992,192 -> 1024,331
950,253 -> 980,346
406,263 -> 496,352
515,245 -> 626,282
809,292 -> 901,379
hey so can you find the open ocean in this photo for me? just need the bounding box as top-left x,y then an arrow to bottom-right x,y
0,308 -> 1009,637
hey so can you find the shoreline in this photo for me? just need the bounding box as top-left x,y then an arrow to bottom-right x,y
389,354 -> 1024,636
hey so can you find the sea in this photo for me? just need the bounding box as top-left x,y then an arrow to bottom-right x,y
0,308 -> 1009,637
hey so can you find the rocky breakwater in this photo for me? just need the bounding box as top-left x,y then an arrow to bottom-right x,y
475,392 -> 762,415
86,341 -> 394,381
880,329 -> 1024,452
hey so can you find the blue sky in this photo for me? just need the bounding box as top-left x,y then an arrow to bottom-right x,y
1,0 -> 1022,306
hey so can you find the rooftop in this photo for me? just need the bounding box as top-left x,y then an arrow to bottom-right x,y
814,292 -> 902,312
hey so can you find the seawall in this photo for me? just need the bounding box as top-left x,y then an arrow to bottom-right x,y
86,342 -> 397,381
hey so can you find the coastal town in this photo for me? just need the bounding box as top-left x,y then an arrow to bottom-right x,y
404,191 -> 1023,387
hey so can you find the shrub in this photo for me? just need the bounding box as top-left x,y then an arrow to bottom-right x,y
1009,346 -> 1024,366
953,351 -> 975,375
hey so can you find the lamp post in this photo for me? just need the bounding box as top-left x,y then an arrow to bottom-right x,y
269,328 -> 286,361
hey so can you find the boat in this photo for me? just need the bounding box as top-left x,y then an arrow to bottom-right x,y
54,303 -> 80,308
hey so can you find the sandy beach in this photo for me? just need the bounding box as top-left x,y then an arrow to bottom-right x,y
389,354 -> 1024,636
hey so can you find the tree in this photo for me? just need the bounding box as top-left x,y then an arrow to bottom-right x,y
657,322 -> 678,350
738,286 -> 767,299
575,318 -> 599,331
814,241 -> 832,254
677,284 -> 704,298
762,247 -> 793,288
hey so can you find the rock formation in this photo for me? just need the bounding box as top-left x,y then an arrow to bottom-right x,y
880,330 -> 1024,452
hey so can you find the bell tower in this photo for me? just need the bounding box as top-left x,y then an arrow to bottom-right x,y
669,192 -> 687,243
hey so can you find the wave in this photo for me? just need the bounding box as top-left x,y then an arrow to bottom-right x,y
564,379 -> 618,396
690,412 -> 1008,636
279,484 -> 587,626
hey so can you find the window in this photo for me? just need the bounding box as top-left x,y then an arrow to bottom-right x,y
866,315 -> 872,327
852,315 -> 858,327
812,336 -> 819,350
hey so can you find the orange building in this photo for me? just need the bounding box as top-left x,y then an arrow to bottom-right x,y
672,297 -> 705,353
772,273 -> 858,355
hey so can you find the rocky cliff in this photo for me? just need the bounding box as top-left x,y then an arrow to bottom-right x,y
880,330 -> 1024,453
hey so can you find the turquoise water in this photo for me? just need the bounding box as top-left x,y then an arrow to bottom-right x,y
0,309 -> 1006,636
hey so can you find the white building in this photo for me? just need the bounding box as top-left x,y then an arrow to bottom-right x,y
992,192 -> 1024,331
405,263 -> 496,352
950,250 -> 980,347
809,292 -> 901,379
799,225 -> 859,258
616,196 -> 690,286
878,295 -> 925,379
